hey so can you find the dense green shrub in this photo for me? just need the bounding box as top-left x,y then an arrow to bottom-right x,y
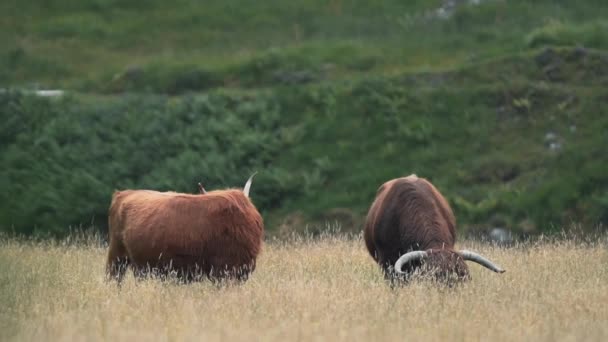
0,91 -> 303,235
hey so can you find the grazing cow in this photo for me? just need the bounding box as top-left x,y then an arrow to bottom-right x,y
364,174 -> 504,284
106,173 -> 263,283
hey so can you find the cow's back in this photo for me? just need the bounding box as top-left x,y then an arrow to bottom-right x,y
364,176 -> 456,268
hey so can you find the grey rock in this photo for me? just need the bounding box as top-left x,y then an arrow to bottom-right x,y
549,142 -> 562,151
489,227 -> 514,246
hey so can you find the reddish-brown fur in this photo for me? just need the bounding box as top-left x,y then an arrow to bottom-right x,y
106,188 -> 264,283
364,175 -> 469,282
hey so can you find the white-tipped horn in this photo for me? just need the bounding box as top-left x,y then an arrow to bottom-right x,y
394,251 -> 428,274
243,172 -> 258,198
459,250 -> 505,273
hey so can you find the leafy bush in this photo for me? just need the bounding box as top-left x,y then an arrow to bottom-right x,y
0,91 -> 299,235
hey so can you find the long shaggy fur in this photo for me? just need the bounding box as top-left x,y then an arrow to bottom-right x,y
364,175 -> 469,282
106,188 -> 264,283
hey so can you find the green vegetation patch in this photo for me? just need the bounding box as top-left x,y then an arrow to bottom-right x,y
1,1 -> 608,237
2,47 -> 607,236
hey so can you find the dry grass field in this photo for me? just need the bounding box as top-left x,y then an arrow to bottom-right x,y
1,232 -> 607,342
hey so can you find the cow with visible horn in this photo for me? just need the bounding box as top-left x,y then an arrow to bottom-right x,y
364,174 -> 505,284
106,173 -> 263,283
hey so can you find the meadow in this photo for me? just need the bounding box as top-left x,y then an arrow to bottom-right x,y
1,231 -> 607,341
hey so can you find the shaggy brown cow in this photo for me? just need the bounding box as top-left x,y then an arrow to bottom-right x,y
364,174 -> 504,284
106,173 -> 263,283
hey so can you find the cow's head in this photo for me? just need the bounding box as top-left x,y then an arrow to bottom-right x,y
394,248 -> 505,283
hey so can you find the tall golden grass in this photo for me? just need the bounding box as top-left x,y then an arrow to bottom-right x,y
1,232 -> 607,341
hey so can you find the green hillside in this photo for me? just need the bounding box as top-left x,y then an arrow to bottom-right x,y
1,0 -> 607,237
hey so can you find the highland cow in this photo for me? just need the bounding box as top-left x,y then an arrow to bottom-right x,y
364,174 -> 504,284
106,173 -> 263,283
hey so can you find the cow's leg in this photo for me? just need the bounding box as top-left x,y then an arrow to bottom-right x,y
106,238 -> 130,284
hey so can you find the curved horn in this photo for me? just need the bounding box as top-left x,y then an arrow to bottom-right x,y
243,172 -> 258,198
459,250 -> 505,273
394,251 -> 428,274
